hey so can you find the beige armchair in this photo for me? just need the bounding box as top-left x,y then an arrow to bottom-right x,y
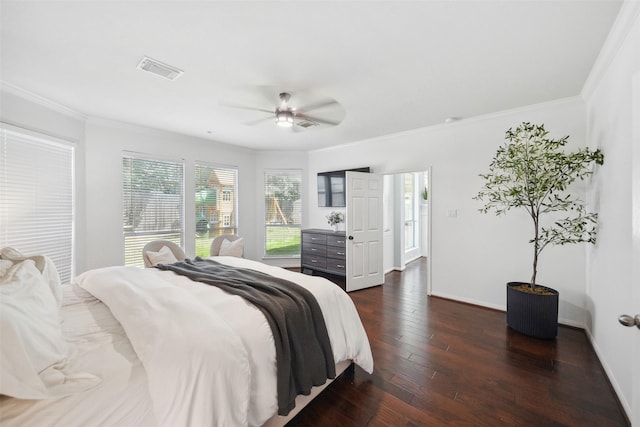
142,240 -> 186,267
210,234 -> 244,257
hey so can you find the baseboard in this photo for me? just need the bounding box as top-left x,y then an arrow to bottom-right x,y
431,291 -> 587,329
557,317 -> 585,329
384,266 -> 405,274
430,291 -> 504,312
583,328 -> 632,425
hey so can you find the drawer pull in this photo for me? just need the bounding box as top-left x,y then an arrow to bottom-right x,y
311,248 -> 317,251
311,260 -> 317,263
336,252 -> 345,255
337,264 -> 344,268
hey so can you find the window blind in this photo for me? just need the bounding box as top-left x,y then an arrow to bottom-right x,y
122,153 -> 184,267
194,163 -> 238,258
264,169 -> 302,257
0,126 -> 75,283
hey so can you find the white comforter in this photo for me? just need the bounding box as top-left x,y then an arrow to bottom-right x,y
75,265 -> 254,427
36,257 -> 372,427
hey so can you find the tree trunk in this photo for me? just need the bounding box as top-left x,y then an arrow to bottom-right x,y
531,215 -> 539,289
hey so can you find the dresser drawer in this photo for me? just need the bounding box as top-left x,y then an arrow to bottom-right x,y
302,243 -> 326,256
302,233 -> 327,245
301,229 -> 346,278
326,258 -> 346,274
302,255 -> 327,269
326,246 -> 346,259
327,234 -> 346,247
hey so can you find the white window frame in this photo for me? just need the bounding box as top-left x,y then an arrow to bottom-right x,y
194,162 -> 238,258
0,123 -> 76,283
264,169 -> 302,258
122,151 -> 185,267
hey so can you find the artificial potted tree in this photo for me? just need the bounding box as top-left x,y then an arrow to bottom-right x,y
475,122 -> 604,339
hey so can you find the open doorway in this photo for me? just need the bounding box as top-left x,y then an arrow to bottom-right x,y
382,168 -> 430,275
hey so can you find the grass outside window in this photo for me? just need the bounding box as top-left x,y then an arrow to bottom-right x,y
265,226 -> 300,256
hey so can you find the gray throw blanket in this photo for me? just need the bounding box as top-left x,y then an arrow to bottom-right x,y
155,257 -> 336,416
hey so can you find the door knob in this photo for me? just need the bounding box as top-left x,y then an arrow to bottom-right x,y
348,235 -> 354,240
618,314 -> 640,329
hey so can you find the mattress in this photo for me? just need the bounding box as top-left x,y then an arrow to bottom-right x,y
0,256 -> 373,427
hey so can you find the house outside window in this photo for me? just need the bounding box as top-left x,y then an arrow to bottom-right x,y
264,169 -> 302,257
0,125 -> 75,283
122,153 -> 184,267
195,163 -> 238,257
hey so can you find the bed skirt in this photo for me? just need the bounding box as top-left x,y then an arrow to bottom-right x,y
262,359 -> 353,427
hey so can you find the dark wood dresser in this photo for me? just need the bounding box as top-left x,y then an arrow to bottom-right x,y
301,229 -> 346,278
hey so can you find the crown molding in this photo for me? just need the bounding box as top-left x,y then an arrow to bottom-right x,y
1,81 -> 88,121
312,96 -> 583,154
86,116 -> 255,154
581,0 -> 640,100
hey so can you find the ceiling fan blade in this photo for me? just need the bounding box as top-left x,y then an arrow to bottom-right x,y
221,103 -> 274,115
244,116 -> 273,126
297,99 -> 339,113
296,114 -> 340,126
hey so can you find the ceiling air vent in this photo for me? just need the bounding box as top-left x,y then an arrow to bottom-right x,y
137,56 -> 183,81
296,119 -> 319,128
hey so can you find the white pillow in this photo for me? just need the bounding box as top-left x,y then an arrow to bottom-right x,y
0,260 -> 101,399
0,259 -> 13,277
0,247 -> 63,307
146,245 -> 179,266
219,238 -> 244,257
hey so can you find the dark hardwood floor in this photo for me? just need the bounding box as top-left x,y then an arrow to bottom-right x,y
288,258 -> 628,426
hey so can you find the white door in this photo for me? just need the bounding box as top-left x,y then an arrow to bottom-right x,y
346,171 -> 383,292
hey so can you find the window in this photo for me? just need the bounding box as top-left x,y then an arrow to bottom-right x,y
195,163 -> 237,258
122,153 -> 184,267
0,125 -> 75,283
265,169 -> 302,257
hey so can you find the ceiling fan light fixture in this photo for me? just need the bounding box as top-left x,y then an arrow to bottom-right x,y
276,110 -> 294,127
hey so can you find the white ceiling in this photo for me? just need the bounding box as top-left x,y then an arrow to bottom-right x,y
1,1 -> 622,151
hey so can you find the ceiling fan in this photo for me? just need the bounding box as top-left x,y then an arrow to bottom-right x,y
225,91 -> 344,130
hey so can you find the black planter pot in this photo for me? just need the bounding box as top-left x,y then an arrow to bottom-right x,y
506,282 -> 559,339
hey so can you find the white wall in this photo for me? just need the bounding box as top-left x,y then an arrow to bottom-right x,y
307,97 -> 589,327
84,119 -> 257,269
581,2 -> 640,420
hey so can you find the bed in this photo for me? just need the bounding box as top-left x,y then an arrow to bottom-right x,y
0,252 -> 373,427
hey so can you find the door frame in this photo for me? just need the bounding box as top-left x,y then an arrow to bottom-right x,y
631,71 -> 639,427
382,167 -> 433,296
